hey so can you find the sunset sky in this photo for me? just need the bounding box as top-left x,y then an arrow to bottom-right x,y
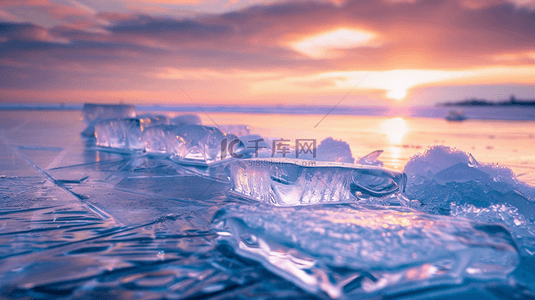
1,0 -> 535,106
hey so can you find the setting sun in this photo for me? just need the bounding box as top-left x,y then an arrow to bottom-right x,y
386,89 -> 407,101
381,117 -> 408,145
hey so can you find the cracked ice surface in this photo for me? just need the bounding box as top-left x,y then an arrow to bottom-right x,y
228,158 -> 406,205
2,110 -> 535,300
212,204 -> 519,299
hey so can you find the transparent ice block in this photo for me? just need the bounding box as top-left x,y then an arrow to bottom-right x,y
94,114 -> 171,151
94,118 -> 144,150
143,125 -> 244,165
228,158 -> 406,205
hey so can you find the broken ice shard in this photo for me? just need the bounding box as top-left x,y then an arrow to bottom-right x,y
171,114 -> 202,126
212,204 -> 518,299
228,158 -> 406,205
219,124 -> 250,137
81,103 -> 136,136
357,150 -> 384,166
143,125 -> 244,165
315,137 -> 354,163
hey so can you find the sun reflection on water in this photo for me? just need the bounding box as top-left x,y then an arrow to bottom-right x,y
381,117 -> 408,145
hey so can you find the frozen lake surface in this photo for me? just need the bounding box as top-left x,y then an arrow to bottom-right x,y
0,109 -> 534,299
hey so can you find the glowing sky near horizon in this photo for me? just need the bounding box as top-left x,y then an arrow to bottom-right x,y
1,0 -> 534,105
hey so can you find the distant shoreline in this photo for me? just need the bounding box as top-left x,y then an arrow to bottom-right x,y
438,98 -> 535,107
1,103 -> 534,121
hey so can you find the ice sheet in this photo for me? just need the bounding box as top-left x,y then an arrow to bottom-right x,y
1,110 -> 535,300
212,204 -> 519,299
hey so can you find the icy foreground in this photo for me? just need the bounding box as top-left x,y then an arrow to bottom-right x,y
212,204 -> 519,299
228,158 -> 406,205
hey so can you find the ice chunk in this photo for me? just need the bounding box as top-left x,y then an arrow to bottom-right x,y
404,146 -> 535,216
219,124 -> 250,137
94,116 -> 170,151
143,125 -> 185,155
81,103 -> 136,124
143,125 -> 243,165
404,146 -> 472,177
315,137 -> 354,163
228,158 -> 406,205
94,118 -> 144,151
171,114 -> 202,126
81,103 -> 136,136
433,162 -> 492,185
136,114 -> 170,127
357,150 -> 384,166
212,204 -> 519,299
